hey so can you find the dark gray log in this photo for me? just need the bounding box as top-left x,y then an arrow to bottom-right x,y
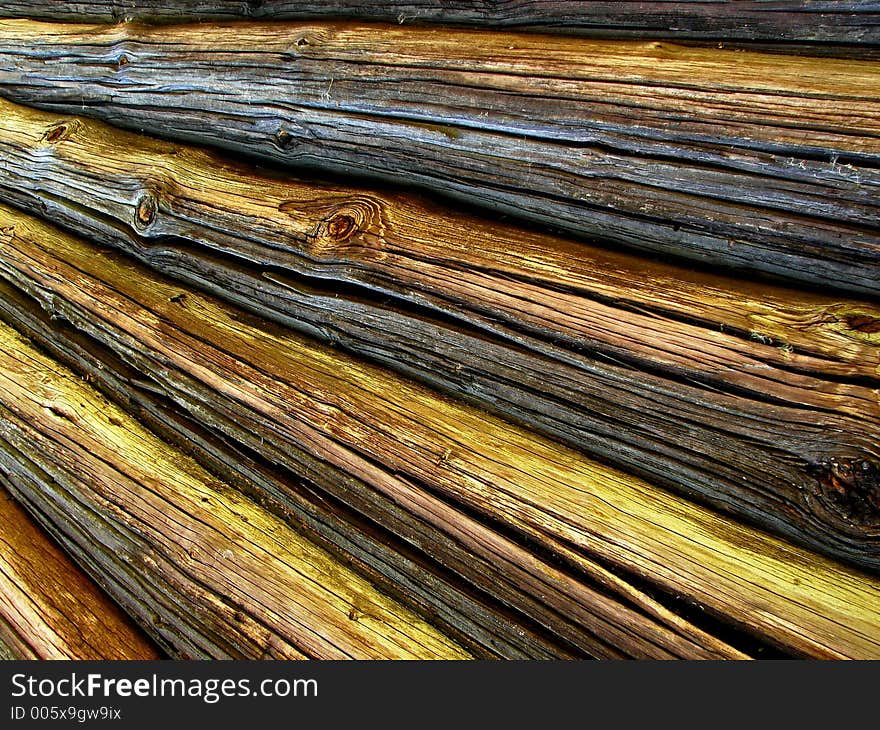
2,1 -> 879,45
0,20 -> 878,293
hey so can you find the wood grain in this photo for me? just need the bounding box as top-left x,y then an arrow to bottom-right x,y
0,257 -> 750,662
2,1 -> 879,45
0,203 -> 877,658
0,266 -> 628,661
0,20 -> 878,293
0,100 -> 876,573
0,321 -> 470,660
0,483 -> 160,660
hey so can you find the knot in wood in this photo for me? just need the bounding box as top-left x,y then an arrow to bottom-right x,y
809,457 -> 880,530
273,129 -> 297,151
135,193 -> 157,230
282,197 -> 387,260
311,198 -> 384,253
326,213 -> 358,242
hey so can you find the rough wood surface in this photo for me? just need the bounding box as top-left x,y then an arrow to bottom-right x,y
1,204 -> 878,659
0,21 -> 878,294
0,321 -> 470,660
0,483 -> 160,660
0,101 -> 876,573
0,282 -> 758,661
2,1 -> 879,45
0,635 -> 18,660
0,241 -> 750,662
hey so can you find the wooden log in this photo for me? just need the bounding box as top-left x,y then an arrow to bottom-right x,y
2,1 -> 879,46
0,322 -> 471,660
0,482 -> 160,659
0,251 -> 748,662
0,261 -> 626,660
0,101 -> 876,574
0,22 -> 878,294
1,204 -> 878,658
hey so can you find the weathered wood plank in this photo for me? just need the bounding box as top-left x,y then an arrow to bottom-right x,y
0,100 -> 876,572
0,322 -> 471,660
0,20 -> 878,293
2,1 -> 879,45
0,483 -> 161,660
0,204 -> 877,658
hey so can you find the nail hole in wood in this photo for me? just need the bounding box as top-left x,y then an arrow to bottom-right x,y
274,129 -> 296,150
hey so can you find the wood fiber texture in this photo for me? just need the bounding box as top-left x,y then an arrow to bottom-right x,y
0,280 -> 749,660
1,204 -> 879,659
2,1 -> 879,44
0,101 -> 876,573
0,20 -> 878,293
0,483 -> 160,660
0,319 -> 469,660
0,227 -> 749,662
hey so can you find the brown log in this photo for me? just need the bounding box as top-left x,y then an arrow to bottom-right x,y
0,20 -> 878,294
1,203 -> 878,658
0,483 -> 160,660
0,100 -> 876,573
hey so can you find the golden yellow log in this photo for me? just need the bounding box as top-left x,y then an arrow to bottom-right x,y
0,318 -> 470,660
0,203 -> 877,658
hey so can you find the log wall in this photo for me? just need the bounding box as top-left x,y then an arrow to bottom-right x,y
0,100 -> 876,573
0,3 -> 877,660
1,203 -> 879,658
